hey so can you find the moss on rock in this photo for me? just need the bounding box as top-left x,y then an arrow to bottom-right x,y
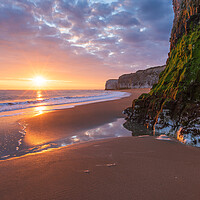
124,0 -> 200,146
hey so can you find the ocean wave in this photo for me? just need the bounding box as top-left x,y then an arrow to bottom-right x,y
0,91 -> 130,113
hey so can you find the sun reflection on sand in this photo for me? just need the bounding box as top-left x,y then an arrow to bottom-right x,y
24,130 -> 50,146
1,118 -> 133,160
34,106 -> 47,116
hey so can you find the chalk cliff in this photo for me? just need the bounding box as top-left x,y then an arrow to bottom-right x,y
105,65 -> 165,90
124,0 -> 200,146
105,79 -> 118,90
118,66 -> 165,89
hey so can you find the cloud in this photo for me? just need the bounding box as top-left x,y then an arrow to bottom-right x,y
0,0 -> 174,87
39,24 -> 59,36
35,0 -> 54,14
91,3 -> 113,17
88,16 -> 106,28
0,3 -> 37,37
58,0 -> 91,25
109,11 -> 140,27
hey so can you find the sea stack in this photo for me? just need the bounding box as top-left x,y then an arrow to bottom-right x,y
124,0 -> 200,146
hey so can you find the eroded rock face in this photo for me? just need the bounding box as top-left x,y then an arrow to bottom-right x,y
105,65 -> 165,90
105,79 -> 118,90
124,0 -> 200,147
118,66 -> 165,89
171,0 -> 200,49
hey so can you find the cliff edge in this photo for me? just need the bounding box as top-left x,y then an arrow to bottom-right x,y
124,0 -> 200,146
118,65 -> 165,89
105,79 -> 118,90
105,65 -> 165,90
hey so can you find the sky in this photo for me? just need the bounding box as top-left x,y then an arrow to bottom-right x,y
0,0 -> 174,90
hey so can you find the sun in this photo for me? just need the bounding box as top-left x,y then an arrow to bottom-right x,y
32,76 -> 46,87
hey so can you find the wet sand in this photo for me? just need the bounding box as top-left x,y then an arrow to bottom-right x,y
1,88 -> 200,199
1,136 -> 200,200
23,89 -> 149,147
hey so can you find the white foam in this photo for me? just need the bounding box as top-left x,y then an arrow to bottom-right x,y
0,113 -> 23,118
156,135 -> 172,141
0,91 -> 130,116
138,135 -> 150,138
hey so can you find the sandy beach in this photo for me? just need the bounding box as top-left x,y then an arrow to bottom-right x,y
22,89 -> 149,147
1,88 -> 200,200
1,136 -> 200,200
1,0 -> 199,199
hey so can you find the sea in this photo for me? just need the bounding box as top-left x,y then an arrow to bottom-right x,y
0,90 -> 130,117
0,90 -> 131,160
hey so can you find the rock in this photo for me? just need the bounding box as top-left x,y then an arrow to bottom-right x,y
118,65 -> 165,89
170,0 -> 200,50
124,0 -> 200,147
106,163 -> 117,167
105,79 -> 118,90
84,170 -> 90,174
105,65 -> 165,90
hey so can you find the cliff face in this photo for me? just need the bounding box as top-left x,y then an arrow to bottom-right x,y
105,79 -> 118,90
105,65 -> 165,90
171,0 -> 199,49
118,66 -> 165,89
124,0 -> 200,146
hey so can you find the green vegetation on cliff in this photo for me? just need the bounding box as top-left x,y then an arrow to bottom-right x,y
130,22 -> 200,129
124,1 -> 200,144
150,23 -> 200,102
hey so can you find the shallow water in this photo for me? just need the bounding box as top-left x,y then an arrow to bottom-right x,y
0,118 -> 132,160
0,90 -> 130,160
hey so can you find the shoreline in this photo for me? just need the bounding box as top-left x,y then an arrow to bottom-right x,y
1,88 -> 200,199
1,118 -> 132,161
0,88 -> 149,160
20,89 -> 149,149
0,90 -> 130,117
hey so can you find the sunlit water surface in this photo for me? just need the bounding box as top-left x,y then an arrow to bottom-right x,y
0,90 -> 131,160
0,118 -> 133,160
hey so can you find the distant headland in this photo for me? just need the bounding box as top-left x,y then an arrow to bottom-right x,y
105,65 -> 165,90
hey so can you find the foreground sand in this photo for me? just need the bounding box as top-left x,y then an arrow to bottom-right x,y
1,88 -> 200,200
1,136 -> 200,200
